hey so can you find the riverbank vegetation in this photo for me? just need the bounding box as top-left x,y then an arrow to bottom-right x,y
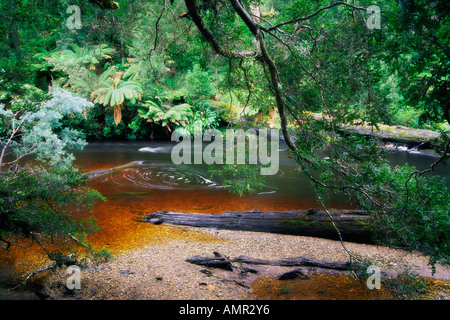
1,0 -> 449,291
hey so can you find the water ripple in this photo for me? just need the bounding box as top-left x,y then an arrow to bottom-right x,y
102,164 -> 218,191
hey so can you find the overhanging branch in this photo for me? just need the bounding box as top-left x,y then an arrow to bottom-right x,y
184,0 -> 258,59
265,1 -> 366,32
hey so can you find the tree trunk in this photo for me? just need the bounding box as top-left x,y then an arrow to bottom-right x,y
186,253 -> 360,271
145,209 -> 374,243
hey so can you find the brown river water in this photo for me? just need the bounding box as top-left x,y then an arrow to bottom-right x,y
1,141 -> 448,293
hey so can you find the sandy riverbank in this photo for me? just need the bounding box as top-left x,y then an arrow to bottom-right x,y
41,225 -> 450,300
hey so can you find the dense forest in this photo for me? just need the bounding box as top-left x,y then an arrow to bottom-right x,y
0,0 -> 449,287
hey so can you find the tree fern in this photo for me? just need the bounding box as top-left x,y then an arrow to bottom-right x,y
45,44 -> 114,73
91,68 -> 143,125
139,100 -> 193,132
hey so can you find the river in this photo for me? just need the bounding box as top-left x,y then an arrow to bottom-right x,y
74,140 -> 449,206
68,140 -> 448,251
1,140 -> 448,278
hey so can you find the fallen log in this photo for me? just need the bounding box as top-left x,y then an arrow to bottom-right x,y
186,252 -> 233,271
145,209 -> 374,243
231,255 -> 356,270
186,252 -> 362,272
83,161 -> 142,182
185,252 -> 369,290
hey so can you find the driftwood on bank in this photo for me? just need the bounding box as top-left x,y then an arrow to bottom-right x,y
185,251 -> 363,288
186,253 -> 358,271
145,209 -> 373,243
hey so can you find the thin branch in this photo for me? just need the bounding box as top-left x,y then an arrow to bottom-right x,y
165,0 -> 179,24
0,236 -> 11,251
227,58 -> 234,127
30,232 -> 53,260
8,262 -> 56,291
425,34 -> 450,60
2,144 -> 39,167
237,59 -> 253,116
231,0 -> 297,151
265,1 -> 366,32
0,111 -> 32,168
316,194 -> 358,268
263,28 -> 338,138
68,233 -> 94,254
148,0 -> 167,58
405,138 -> 450,196
229,0 -> 259,36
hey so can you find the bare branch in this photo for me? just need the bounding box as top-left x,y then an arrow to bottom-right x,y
68,233 -> 94,254
0,236 -> 11,251
8,262 -> 56,291
148,0 -> 167,58
316,194 -> 359,271
0,111 -> 32,168
227,0 -> 297,151
405,137 -> 450,191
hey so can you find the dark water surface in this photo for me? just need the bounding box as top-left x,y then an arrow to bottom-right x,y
74,141 -> 320,211
73,140 -> 449,210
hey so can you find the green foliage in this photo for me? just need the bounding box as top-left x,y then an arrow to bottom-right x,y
184,64 -> 217,106
90,68 -> 143,125
209,162 -> 265,196
0,89 -> 104,261
89,247 -> 114,263
0,167 -> 102,240
385,268 -> 430,300
137,61 -> 221,136
47,44 -> 115,73
139,100 -> 193,131
373,170 -> 450,269
60,101 -> 154,141
91,69 -> 143,108
381,0 -> 450,129
208,131 -> 266,196
90,0 -> 119,10
43,44 -> 143,126
0,55 -> 34,97
1,88 -> 94,167
297,130 -> 450,270
181,105 -> 220,137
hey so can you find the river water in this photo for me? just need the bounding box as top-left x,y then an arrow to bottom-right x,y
74,140 -> 449,208
1,140 -> 448,277
68,140 -> 448,251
